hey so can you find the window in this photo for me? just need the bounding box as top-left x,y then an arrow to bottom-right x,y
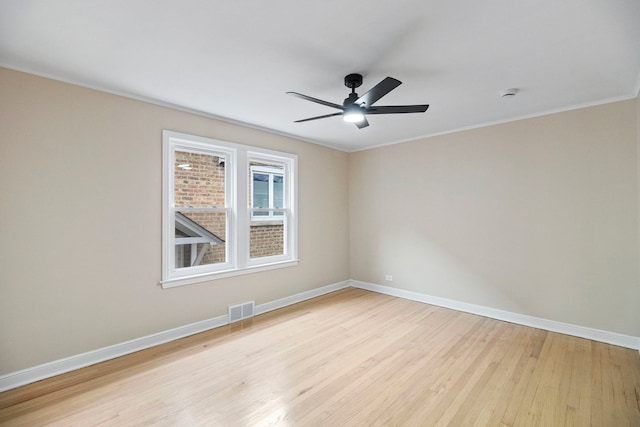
251,165 -> 284,220
162,130 -> 298,288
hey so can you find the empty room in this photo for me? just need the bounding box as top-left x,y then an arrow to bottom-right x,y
1,1 -> 639,425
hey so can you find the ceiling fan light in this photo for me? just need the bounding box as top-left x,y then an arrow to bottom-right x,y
343,105 -> 365,123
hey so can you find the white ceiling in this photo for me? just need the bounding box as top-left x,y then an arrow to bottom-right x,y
1,0 -> 639,152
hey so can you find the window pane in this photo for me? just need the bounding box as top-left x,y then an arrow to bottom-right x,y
252,172 -> 269,216
175,210 -> 226,268
250,213 -> 285,258
175,151 -> 225,208
250,163 -> 285,220
273,174 -> 284,213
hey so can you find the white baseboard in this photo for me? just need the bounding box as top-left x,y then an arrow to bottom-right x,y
2,278 -> 636,393
0,280 -> 351,393
255,280 -> 350,315
350,280 -> 640,351
0,314 -> 229,393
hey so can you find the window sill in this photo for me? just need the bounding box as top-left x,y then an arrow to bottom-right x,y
159,259 -> 299,289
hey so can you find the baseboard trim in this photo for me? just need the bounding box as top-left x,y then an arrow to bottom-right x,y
350,280 -> 640,351
255,280 -> 351,316
2,278 -> 635,393
0,280 -> 351,393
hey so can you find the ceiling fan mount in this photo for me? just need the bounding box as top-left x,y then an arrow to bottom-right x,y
287,73 -> 429,129
344,73 -> 363,91
343,74 -> 363,106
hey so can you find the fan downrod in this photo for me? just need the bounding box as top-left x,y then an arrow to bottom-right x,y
344,73 -> 363,90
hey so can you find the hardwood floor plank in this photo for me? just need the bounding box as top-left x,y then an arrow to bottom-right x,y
0,288 -> 638,426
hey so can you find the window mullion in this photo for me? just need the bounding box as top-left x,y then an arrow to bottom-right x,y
235,149 -> 249,269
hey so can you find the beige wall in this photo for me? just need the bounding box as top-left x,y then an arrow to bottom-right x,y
1,66 -> 638,376
350,99 -> 640,337
0,68 -> 350,374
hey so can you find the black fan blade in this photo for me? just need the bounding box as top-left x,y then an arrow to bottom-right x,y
286,92 -> 344,110
355,77 -> 402,107
366,104 -> 429,114
355,117 -> 369,129
294,112 -> 342,123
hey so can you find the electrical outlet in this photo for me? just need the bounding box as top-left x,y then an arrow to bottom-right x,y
385,275 -> 393,281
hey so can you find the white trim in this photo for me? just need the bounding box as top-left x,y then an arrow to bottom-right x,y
254,280 -> 350,315
0,65 -> 332,150
350,280 -> 640,351
0,280 -> 351,393
4,66 -> 638,154
0,314 -> 228,393
2,278 -> 636,392
160,259 -> 299,288
349,94 -> 638,153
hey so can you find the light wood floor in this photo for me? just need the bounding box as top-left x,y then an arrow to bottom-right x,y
1,288 -> 639,426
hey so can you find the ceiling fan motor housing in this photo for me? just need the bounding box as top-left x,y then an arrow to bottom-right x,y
344,92 -> 359,106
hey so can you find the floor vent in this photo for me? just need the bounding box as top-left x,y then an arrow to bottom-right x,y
229,301 -> 255,323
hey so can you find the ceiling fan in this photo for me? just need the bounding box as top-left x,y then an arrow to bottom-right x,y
287,73 -> 429,129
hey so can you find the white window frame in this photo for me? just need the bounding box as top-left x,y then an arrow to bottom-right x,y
161,130 -> 298,288
250,165 -> 285,221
